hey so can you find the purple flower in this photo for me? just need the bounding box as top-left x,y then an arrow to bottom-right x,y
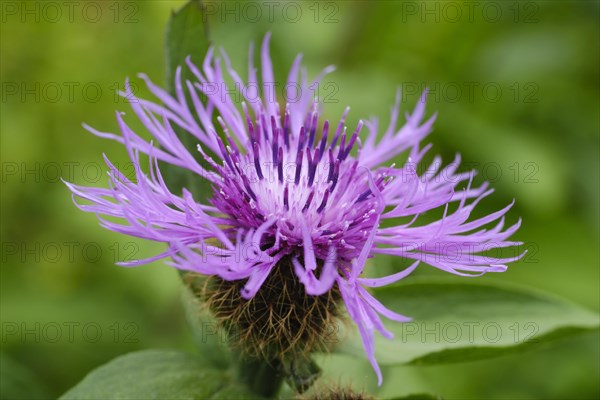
65,33 -> 523,385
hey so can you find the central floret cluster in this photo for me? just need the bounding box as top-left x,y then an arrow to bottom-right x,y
208,100 -> 379,266
66,33 -> 523,385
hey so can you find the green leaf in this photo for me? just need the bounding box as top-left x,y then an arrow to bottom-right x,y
181,281 -> 232,369
163,0 -> 212,197
336,278 -> 599,365
60,349 -> 265,399
280,355 -> 322,394
386,395 -> 442,400
165,0 -> 210,89
1,353 -> 51,400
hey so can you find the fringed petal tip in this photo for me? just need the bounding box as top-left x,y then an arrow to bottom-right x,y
337,224 -> 418,386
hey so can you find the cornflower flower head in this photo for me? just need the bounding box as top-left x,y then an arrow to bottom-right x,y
65,33 -> 523,385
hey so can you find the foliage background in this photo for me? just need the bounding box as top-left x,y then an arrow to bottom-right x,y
1,1 -> 598,398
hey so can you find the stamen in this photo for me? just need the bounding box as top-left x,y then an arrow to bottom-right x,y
356,188 -> 372,203
308,148 -> 319,187
337,127 -> 347,160
308,108 -> 318,147
302,191 -> 315,213
277,147 -> 283,183
253,142 -> 263,180
283,105 -> 290,147
241,173 -> 257,201
341,120 -> 363,160
331,106 -> 350,148
317,189 -> 331,213
297,126 -> 306,151
294,145 -> 303,185
327,149 -> 335,181
318,120 -> 329,162
283,186 -> 289,210
330,160 -> 340,191
272,125 -> 279,164
270,116 -> 278,141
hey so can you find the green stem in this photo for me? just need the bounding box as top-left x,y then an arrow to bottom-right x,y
235,356 -> 283,399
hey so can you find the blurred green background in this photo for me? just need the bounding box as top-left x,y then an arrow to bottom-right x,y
1,1 -> 598,398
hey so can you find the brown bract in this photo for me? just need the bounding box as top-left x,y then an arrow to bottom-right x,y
185,256 -> 343,360
304,386 -> 375,400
